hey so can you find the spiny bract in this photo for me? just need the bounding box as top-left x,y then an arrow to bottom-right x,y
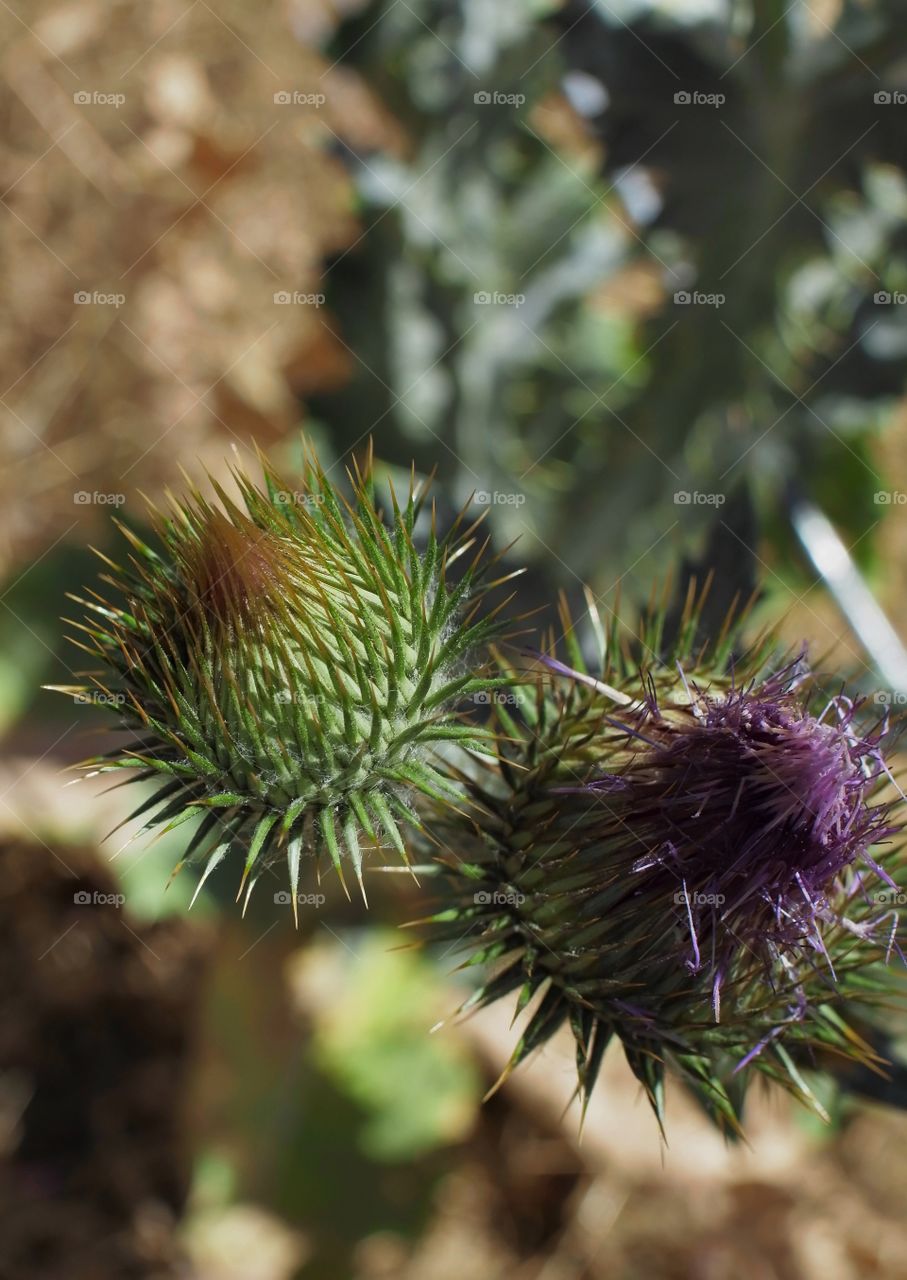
60,450 -> 512,913
419,584 -> 907,1132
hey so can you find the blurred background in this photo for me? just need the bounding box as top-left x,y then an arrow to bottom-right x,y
5,0 -> 907,1276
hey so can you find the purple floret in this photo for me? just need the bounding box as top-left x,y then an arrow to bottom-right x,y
568,659 -> 903,999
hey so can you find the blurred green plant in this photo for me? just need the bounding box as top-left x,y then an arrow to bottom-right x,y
317,0 -> 907,596
290,929 -> 482,1161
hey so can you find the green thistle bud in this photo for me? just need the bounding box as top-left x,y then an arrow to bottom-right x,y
420,587 -> 906,1132
59,450 -> 512,914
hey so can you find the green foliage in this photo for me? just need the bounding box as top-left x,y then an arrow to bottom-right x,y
320,0 -> 907,596
292,930 -> 481,1161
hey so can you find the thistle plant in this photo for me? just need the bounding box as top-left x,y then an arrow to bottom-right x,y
59,450 -> 512,912
55,445 -> 907,1133
418,586 -> 907,1131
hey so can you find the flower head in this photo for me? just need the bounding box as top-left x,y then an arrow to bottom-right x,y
420,588 -> 906,1131
582,661 -> 899,988
60,449 -> 511,913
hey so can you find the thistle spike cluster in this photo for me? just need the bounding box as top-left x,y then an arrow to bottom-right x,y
61,449 -> 512,912
418,586 -> 906,1131
57,447 -> 907,1134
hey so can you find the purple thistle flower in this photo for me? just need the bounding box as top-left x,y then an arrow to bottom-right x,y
580,659 -> 902,991
424,589 -> 907,1132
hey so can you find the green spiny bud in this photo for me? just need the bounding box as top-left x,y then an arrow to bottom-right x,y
58,448 -> 513,915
